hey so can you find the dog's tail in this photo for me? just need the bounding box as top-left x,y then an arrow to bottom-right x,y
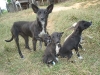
5,35 -> 13,42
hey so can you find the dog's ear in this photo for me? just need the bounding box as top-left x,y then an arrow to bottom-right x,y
60,32 -> 64,37
46,4 -> 54,13
60,32 -> 64,36
31,4 -> 39,13
48,35 -> 51,39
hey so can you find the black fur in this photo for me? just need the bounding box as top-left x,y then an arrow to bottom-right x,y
5,4 -> 54,58
59,20 -> 92,60
43,32 -> 63,65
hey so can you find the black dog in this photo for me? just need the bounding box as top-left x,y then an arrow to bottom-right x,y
40,33 -> 51,48
43,32 -> 63,66
5,4 -> 54,58
59,20 -> 92,60
66,22 -> 85,50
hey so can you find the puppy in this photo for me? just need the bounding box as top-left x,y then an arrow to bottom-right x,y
59,20 -> 92,60
43,32 -> 63,66
40,33 -> 51,48
65,22 -> 84,50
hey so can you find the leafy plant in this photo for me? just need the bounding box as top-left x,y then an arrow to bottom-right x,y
7,0 -> 11,4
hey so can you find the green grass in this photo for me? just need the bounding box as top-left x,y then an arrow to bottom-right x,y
0,0 -> 100,75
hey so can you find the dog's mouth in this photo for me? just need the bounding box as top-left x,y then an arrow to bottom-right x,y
83,21 -> 92,30
40,18 -> 46,24
44,39 -> 51,46
45,39 -> 51,46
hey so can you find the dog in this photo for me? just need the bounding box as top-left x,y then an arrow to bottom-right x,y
5,4 -> 54,58
43,32 -> 63,66
65,22 -> 85,50
40,33 -> 51,48
59,20 -> 92,60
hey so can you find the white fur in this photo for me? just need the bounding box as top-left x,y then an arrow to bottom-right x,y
15,1 -> 20,5
64,35 -> 69,42
72,51 -> 75,54
52,61 -> 55,65
80,36 -> 83,43
48,60 -> 52,63
64,22 -> 78,42
72,22 -> 77,27
78,56 -> 83,60
64,32 -> 73,42
56,57 -> 59,61
83,49 -> 85,51
56,43 -> 60,55
38,22 -> 47,37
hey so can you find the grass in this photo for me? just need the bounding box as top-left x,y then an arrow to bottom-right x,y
0,0 -> 100,75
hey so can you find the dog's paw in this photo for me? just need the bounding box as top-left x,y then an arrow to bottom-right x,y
78,56 -> 83,60
70,60 -> 76,63
72,51 -> 75,54
20,55 -> 24,58
52,61 -> 55,65
83,48 -> 85,51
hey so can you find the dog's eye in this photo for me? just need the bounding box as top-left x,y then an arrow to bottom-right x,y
44,11 -> 47,14
38,11 -> 41,14
57,34 -> 60,37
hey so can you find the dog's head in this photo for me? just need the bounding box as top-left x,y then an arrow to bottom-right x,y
31,4 -> 54,25
41,34 -> 51,46
67,20 -> 92,31
51,32 -> 64,44
51,32 -> 63,55
74,20 -> 92,31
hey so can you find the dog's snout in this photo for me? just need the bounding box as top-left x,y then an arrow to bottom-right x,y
41,17 -> 44,20
89,21 -> 92,24
47,39 -> 51,43
58,43 -> 61,47
90,21 -> 92,24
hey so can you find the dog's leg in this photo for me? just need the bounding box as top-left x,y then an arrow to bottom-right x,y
79,44 -> 85,51
67,51 -> 73,61
43,55 -> 47,64
14,35 -> 23,58
75,47 -> 83,60
25,37 -> 31,50
52,54 -> 58,64
33,38 -> 37,51
24,36 -> 31,50
21,34 -> 31,50
78,44 -> 83,50
39,41 -> 42,50
47,54 -> 58,65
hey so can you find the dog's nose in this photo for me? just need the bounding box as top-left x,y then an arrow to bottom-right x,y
90,21 -> 92,24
